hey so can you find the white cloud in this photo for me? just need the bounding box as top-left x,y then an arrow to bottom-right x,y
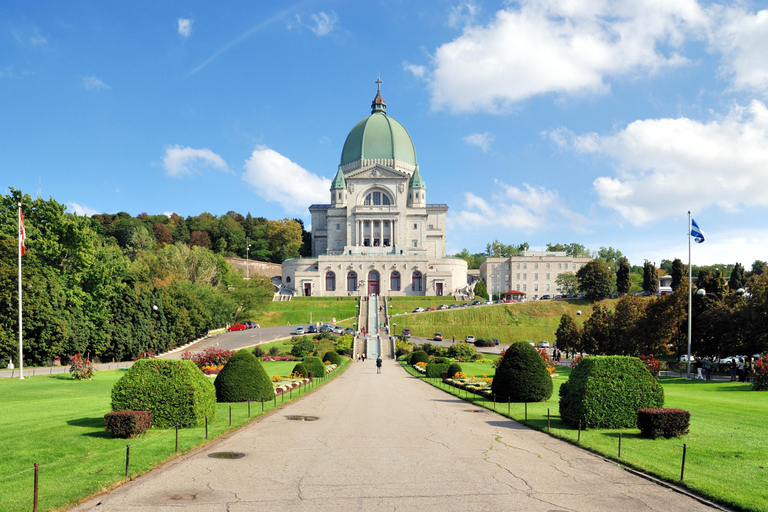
13,26 -> 47,46
309,11 -> 338,36
452,181 -> 586,232
82,76 -> 110,91
242,145 -> 330,214
427,0 -> 706,113
68,202 -> 101,217
178,18 -> 193,38
553,100 -> 768,225
448,2 -> 480,28
710,6 -> 768,94
463,132 -> 494,152
162,145 -> 229,177
403,61 -> 427,79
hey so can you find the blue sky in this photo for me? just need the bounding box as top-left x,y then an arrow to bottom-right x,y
3,0 -> 768,268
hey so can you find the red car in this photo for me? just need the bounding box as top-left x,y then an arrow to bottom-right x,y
227,323 -> 247,332
425,307 -> 435,312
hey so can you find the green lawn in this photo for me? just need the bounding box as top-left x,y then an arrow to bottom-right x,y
250,297 -> 359,327
406,363 -> 768,512
393,300 -> 607,343
0,360 -> 348,512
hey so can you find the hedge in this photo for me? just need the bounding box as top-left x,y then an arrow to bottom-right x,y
214,349 -> 274,402
559,356 -> 664,429
409,350 -> 429,365
446,362 -> 463,379
491,341 -> 553,403
303,356 -> 325,378
111,359 -> 216,428
292,362 -> 308,378
426,357 -> 451,378
323,350 -> 342,366
637,408 -> 690,438
104,411 -> 152,438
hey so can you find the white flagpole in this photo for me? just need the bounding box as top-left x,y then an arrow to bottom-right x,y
18,203 -> 24,380
686,211 -> 692,379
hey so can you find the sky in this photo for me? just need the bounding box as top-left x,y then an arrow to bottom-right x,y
3,0 -> 768,268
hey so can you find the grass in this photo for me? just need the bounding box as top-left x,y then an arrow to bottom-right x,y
392,300 -> 609,343
250,297 -> 359,327
0,359 -> 349,512
404,363 -> 768,512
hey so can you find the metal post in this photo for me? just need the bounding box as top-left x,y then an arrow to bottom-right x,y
681,444 -> 687,480
229,406 -> 232,426
125,445 -> 130,477
578,419 -> 581,442
175,424 -> 179,452
261,396 -> 264,412
547,408 -> 550,431
618,433 -> 622,458
525,403 -> 527,421
33,463 -> 39,512
205,416 -> 208,439
248,400 -> 251,417
507,398 -> 510,415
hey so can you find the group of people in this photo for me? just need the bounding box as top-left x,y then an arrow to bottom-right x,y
355,352 -> 383,373
693,356 -> 757,382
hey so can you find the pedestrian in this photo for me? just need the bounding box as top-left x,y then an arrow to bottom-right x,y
694,357 -> 703,379
703,357 -> 712,381
738,357 -> 745,382
730,358 -> 737,381
376,356 -> 382,374
452,334 -> 455,344
362,353 -> 366,362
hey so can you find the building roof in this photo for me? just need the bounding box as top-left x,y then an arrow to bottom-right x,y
331,168 -> 346,190
339,90 -> 417,169
408,166 -> 426,189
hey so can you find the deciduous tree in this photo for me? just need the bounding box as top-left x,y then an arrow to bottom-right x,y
575,260 -> 611,301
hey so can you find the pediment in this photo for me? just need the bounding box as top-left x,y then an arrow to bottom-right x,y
346,164 -> 408,181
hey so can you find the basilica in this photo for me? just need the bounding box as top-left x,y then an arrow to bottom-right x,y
281,85 -> 468,297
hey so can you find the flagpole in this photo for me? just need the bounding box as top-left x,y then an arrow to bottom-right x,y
18,203 -> 24,380
686,211 -> 692,379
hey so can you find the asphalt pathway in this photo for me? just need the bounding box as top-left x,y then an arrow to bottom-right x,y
70,361 -> 720,512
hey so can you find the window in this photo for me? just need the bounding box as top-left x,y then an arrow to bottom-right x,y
412,271 -> 423,291
413,223 -> 417,229
534,284 -> 539,291
535,263 -> 539,269
413,240 -> 418,248
363,191 -> 392,205
505,264 -> 510,270
546,273 -> 550,280
546,284 -> 550,291
523,273 -> 527,279
336,223 -> 340,230
505,274 -> 509,282
546,263 -> 550,269
286,276 -> 291,283
523,263 -> 527,269
516,263 -> 520,269
558,263 -> 562,269
337,192 -> 341,199
523,284 -> 527,291
336,242 -> 341,248
516,273 -> 520,279
534,273 -> 538,280
347,272 -> 357,292
428,224 -> 434,230
391,271 -> 401,291
516,284 -> 520,291
325,272 -> 336,292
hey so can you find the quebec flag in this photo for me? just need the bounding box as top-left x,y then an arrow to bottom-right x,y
691,219 -> 705,243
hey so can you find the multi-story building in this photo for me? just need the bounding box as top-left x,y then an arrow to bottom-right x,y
479,251 -> 593,299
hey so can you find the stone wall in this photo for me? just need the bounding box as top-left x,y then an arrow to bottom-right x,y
224,257 -> 282,279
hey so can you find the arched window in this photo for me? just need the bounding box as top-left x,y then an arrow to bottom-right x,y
363,190 -> 392,205
286,276 -> 291,283
369,270 -> 380,281
412,271 -> 422,292
325,272 -> 336,292
347,272 -> 357,292
390,271 -> 401,291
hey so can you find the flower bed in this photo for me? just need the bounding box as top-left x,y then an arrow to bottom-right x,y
273,377 -> 311,396
324,363 -> 338,374
261,355 -> 297,362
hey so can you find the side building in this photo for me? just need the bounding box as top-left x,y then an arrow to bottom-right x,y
281,86 -> 468,297
479,251 -> 592,300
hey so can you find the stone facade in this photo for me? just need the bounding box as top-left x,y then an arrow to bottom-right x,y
479,251 -> 592,299
281,86 -> 468,297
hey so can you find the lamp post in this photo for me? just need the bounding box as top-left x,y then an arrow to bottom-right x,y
393,323 -> 397,336
246,237 -> 250,280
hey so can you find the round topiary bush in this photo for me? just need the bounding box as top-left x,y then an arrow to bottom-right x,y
447,362 -> 463,379
323,350 -> 342,365
409,350 -> 429,365
111,359 -> 216,428
303,356 -> 325,378
426,357 -> 451,378
214,349 -> 274,403
491,341 -> 553,403
559,356 -> 664,429
292,362 -> 308,378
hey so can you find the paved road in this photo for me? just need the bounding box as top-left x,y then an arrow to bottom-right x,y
161,325 -> 300,359
70,361 -> 720,512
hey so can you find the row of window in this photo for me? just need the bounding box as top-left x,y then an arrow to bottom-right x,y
495,262 -> 580,270
515,284 -> 552,292
325,270 -> 423,292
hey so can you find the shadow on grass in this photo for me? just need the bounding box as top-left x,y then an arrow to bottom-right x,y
601,431 -> 643,440
67,417 -> 105,429
486,419 -> 529,430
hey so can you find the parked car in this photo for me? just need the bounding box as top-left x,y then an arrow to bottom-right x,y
433,333 -> 443,341
332,326 -> 344,334
540,295 -> 551,300
425,307 -> 435,312
461,302 -> 470,307
437,304 -> 448,310
402,328 -> 412,338
472,300 -> 482,306
448,304 -> 460,309
484,300 -> 493,305
465,335 -> 476,343
492,338 -> 500,345
227,323 -> 247,332
319,324 -> 331,333
295,326 -> 305,335
525,341 -> 535,346
679,354 -> 695,361
344,327 -> 354,335
307,325 -> 317,333
413,307 -> 425,313
537,341 -> 550,348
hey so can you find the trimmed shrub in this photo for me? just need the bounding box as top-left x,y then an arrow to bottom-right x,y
409,350 -> 429,365
303,356 -> 325,378
292,362 -> 308,378
214,349 -> 274,403
291,338 -> 315,358
104,411 -> 152,438
447,342 -> 476,360
637,408 -> 690,438
447,362 -> 463,379
111,359 -> 216,428
474,338 -> 494,348
323,350 -> 342,365
491,341 -> 553,403
559,356 -> 664,429
426,357 -> 451,378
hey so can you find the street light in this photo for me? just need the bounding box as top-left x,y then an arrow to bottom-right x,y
246,236 -> 250,280
393,323 -> 397,335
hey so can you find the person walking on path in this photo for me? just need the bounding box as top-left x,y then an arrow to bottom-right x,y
376,356 -> 382,374
703,357 -> 712,380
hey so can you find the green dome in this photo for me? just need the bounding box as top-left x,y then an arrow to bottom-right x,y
339,92 -> 417,169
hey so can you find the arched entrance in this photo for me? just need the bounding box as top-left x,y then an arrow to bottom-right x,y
368,270 -> 380,296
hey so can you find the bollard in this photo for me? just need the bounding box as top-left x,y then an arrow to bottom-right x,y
125,445 -> 130,477
261,396 -> 264,412
33,463 -> 39,512
290,386 -> 292,398
175,423 -> 179,452
248,400 -> 251,417
547,408 -> 550,431
525,403 -> 528,421
274,394 -> 277,408
618,433 -> 622,458
681,444 -> 687,481
205,416 -> 208,439
578,419 -> 581,443
229,406 -> 232,426
507,398 -> 510,415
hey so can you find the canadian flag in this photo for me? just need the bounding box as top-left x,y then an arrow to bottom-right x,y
20,209 -> 26,256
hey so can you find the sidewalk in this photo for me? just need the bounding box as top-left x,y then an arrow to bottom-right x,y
70,360 -> 720,512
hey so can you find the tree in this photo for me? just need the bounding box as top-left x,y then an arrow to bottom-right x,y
596,246 -> 625,271
474,279 -> 489,299
616,257 -> 631,296
555,314 -> 581,358
575,260 -> 611,300
265,218 -> 303,263
642,261 -> 659,294
610,294 -> 647,355
152,223 -> 173,246
547,242 -> 592,258
555,273 -> 579,295
581,303 -> 613,355
751,260 -> 767,276
728,262 -> 745,291
671,258 -> 685,291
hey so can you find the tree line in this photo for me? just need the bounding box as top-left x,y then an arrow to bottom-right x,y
0,189 -> 276,368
